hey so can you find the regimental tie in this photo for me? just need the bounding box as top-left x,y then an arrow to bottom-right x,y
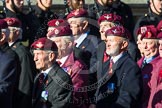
103,51 -> 110,62
108,59 -> 114,74
38,73 -> 45,88
141,60 -> 147,69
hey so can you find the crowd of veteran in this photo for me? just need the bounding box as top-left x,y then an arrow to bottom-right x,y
0,0 -> 162,108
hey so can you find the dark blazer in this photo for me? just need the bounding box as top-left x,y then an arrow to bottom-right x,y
10,41 -> 37,108
32,63 -> 72,108
96,52 -> 143,108
0,45 -> 18,108
74,34 -> 100,69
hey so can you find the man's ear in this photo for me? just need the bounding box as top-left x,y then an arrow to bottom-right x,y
0,33 -> 6,42
48,52 -> 55,62
121,40 -> 128,50
82,20 -> 88,30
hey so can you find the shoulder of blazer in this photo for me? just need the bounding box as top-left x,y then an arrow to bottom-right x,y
48,63 -> 71,82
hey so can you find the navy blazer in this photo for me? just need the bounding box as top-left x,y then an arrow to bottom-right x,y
74,34 -> 100,69
11,41 -> 37,108
0,48 -> 18,108
96,52 -> 143,108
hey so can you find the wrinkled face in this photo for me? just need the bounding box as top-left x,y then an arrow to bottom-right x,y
159,39 -> 162,57
33,50 -> 51,71
99,21 -> 115,41
137,34 -> 144,54
13,0 -> 24,11
40,0 -> 52,8
150,0 -> 162,14
142,38 -> 159,58
106,36 -> 124,57
68,18 -> 85,36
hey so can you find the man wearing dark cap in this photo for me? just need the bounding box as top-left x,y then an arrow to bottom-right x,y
137,25 -> 160,108
31,37 -> 72,108
4,17 -> 37,108
0,19 -> 19,108
93,26 -> 142,108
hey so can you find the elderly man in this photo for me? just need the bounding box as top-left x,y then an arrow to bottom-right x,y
31,37 -> 72,108
94,26 -> 142,108
67,8 -> 100,102
67,8 -> 100,69
4,17 -> 37,108
137,25 -> 160,108
0,19 -> 19,108
48,25 -> 89,108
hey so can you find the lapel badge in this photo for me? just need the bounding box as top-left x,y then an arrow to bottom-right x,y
107,82 -> 115,94
41,90 -> 48,102
82,46 -> 85,49
143,74 -> 149,79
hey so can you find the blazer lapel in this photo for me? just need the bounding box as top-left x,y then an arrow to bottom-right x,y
32,73 -> 45,106
45,63 -> 60,87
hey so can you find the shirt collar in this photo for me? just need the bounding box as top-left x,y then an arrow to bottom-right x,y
111,52 -> 123,63
59,55 -> 69,67
74,30 -> 90,47
41,66 -> 53,75
144,54 -> 158,63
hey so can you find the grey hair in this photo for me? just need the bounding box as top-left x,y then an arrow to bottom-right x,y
61,35 -> 74,43
1,28 -> 10,37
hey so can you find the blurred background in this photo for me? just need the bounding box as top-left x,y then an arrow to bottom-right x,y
0,0 -> 148,22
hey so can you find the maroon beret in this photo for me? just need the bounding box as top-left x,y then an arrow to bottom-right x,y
66,8 -> 88,19
136,25 -> 158,39
47,19 -> 67,27
4,17 -> 21,27
48,25 -> 72,38
157,20 -> 162,31
0,19 -> 8,29
105,26 -> 131,39
157,32 -> 162,39
98,13 -> 123,25
31,37 -> 58,51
